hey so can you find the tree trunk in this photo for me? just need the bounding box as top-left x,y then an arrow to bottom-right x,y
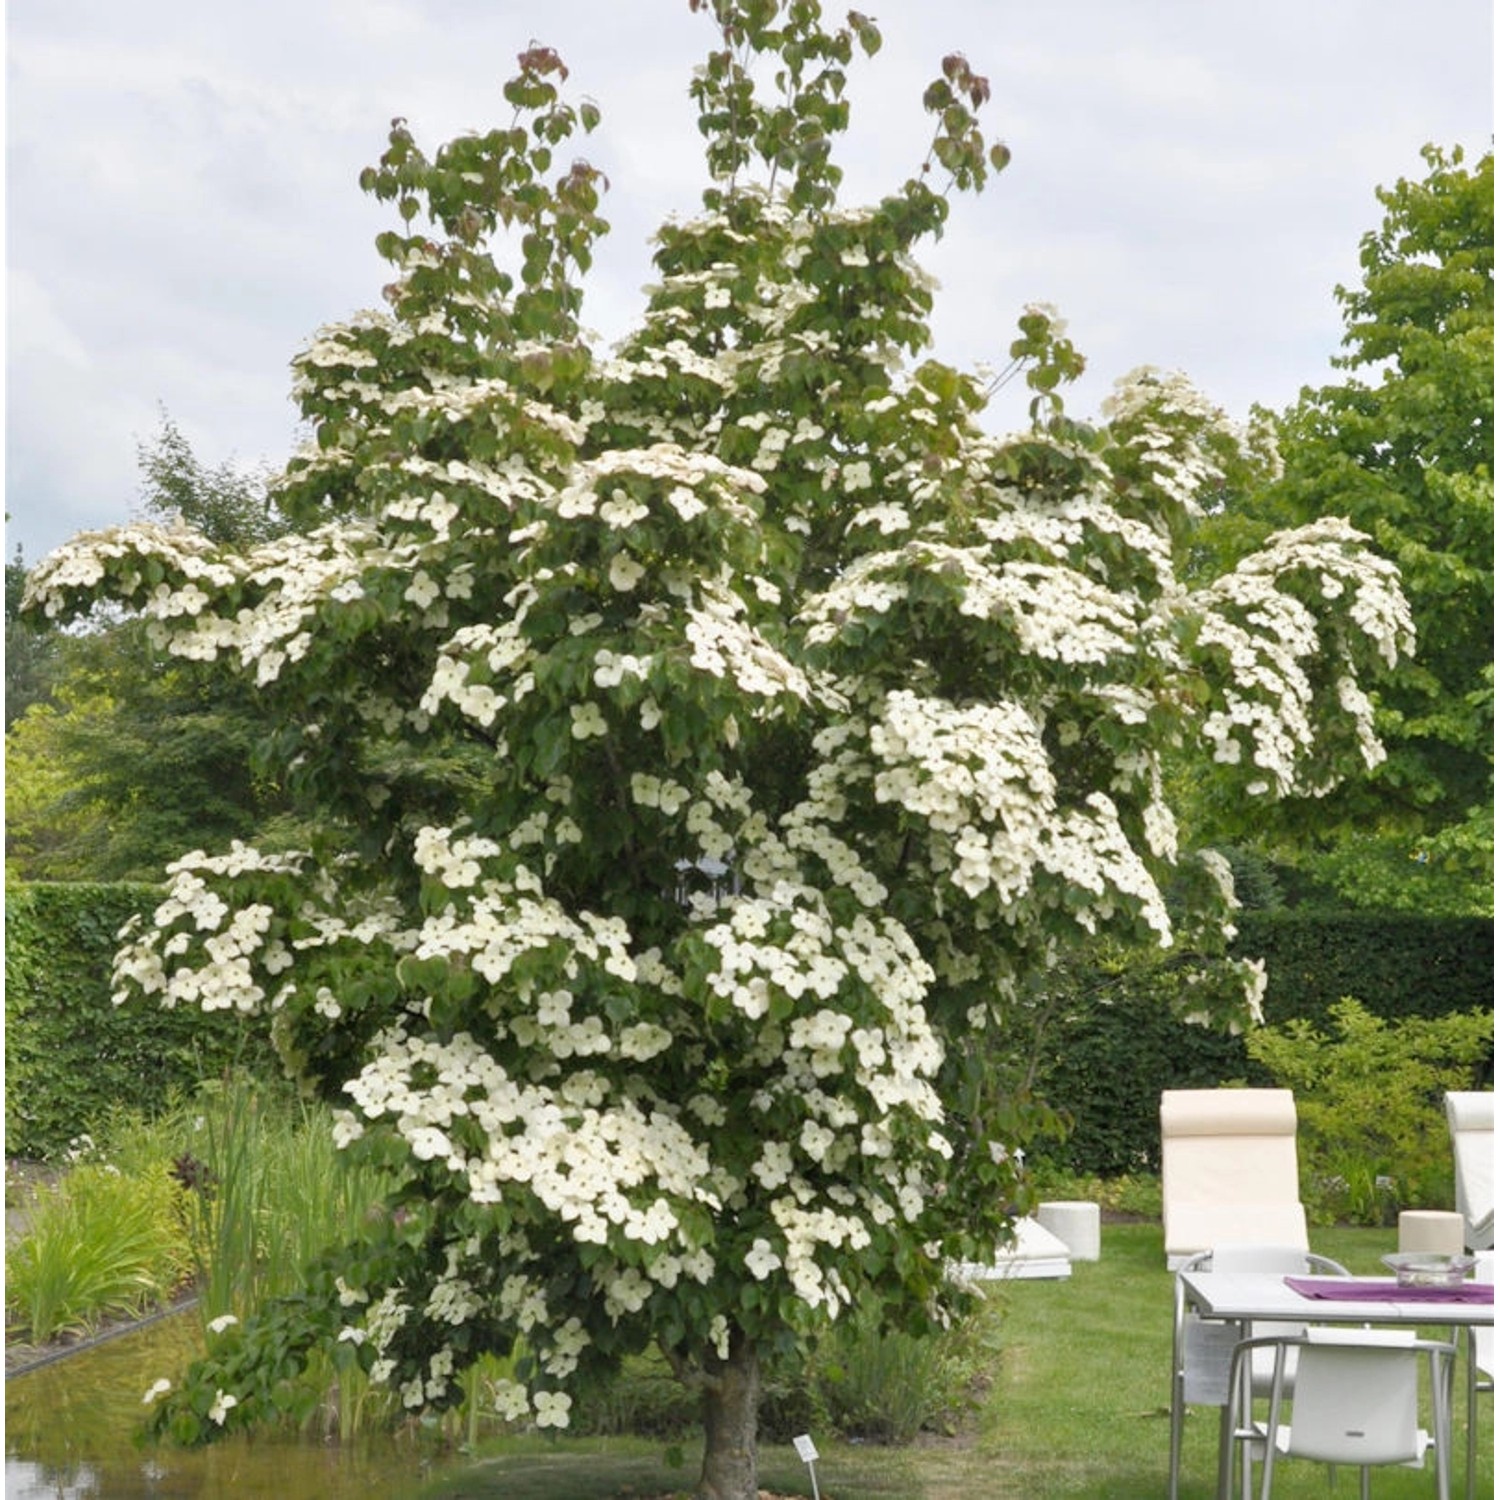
697,1330 -> 760,1500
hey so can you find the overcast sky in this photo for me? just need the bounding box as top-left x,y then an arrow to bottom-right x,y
6,0 -> 1493,565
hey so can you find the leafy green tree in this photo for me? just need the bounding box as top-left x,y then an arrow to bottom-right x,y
1212,145 -> 1493,913
134,408 -> 283,545
27,9 -> 1414,1496
1248,997 -> 1494,1223
5,628 -> 300,880
6,543 -> 61,729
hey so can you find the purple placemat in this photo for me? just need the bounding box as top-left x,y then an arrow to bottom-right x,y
1285,1276 -> 1494,1304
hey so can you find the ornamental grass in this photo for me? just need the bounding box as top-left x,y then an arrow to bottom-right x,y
4,1159 -> 190,1345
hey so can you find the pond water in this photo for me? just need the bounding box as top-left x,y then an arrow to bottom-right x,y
5,1314 -> 451,1499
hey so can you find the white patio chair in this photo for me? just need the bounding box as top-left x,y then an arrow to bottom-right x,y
1160,1088 -> 1309,1270
1168,1242 -> 1350,1500
1221,1326 -> 1455,1500
1462,1251 -> 1493,1500
1445,1091 -> 1493,1251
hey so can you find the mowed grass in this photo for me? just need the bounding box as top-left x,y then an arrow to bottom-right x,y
429,1223 -> 1493,1500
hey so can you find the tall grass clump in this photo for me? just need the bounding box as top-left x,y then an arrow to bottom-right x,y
5,1159 -> 190,1344
179,1076 -> 392,1327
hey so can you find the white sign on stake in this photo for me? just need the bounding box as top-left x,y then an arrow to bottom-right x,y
792,1433 -> 821,1499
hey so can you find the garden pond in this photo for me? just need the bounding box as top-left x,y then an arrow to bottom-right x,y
5,1311 -> 452,1498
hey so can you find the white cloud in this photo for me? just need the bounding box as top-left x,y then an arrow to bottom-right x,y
5,0 -> 1492,562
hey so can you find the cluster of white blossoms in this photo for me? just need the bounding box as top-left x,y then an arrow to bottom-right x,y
403,857 -> 638,996
111,844 -> 308,1013
696,867 -> 945,1122
1100,365 -> 1249,516
544,444 -> 764,528
973,493 -> 1178,597
685,589 -> 813,702
340,1025 -> 723,1269
28,520 -> 397,689
1230,518 -> 1413,670
1035,793 -> 1174,941
414,825 -> 503,890
804,537 -> 1141,669
1195,518 -> 1413,795
422,618 -> 537,729
863,692 -> 1059,904
25,522 -> 237,621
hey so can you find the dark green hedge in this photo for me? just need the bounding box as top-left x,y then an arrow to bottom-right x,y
1034,914 -> 1494,1177
1244,911 -> 1494,1025
5,882 -> 279,1159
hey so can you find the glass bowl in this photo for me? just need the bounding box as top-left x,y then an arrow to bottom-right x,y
1380,1251 -> 1477,1288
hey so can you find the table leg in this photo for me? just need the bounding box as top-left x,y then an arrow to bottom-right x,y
1215,1395 -> 1235,1500
1463,1327 -> 1475,1500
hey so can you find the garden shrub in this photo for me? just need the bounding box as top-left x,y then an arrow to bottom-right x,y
5,882 -> 280,1159
570,1304 -> 990,1447
807,1301 -> 996,1443
1030,973 -> 1255,1177
1246,996 -> 1494,1224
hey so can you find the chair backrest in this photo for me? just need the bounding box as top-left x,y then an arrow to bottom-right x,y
1283,1329 -> 1423,1468
1445,1090 -> 1494,1250
1206,1243 -> 1312,1276
1160,1089 -> 1307,1265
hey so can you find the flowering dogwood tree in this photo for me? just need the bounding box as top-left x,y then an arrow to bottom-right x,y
27,5 -> 1412,1496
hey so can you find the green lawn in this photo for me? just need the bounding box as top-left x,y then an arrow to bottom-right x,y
428,1223 -> 1493,1499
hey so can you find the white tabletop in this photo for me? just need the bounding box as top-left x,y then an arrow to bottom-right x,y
1180,1269 -> 1495,1328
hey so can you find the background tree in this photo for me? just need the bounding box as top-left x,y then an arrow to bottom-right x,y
1195,145 -> 1492,914
6,416 -> 298,879
133,408 -> 284,544
6,542 -> 61,728
26,8 -> 1413,1498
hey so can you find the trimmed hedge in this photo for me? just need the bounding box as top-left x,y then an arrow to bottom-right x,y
5,883 -> 279,1159
1244,911 -> 1494,1025
1033,913 -> 1494,1177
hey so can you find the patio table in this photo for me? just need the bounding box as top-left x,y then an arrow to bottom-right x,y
1177,1269 -> 1494,1500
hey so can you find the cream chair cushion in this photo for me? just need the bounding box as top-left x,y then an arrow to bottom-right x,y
1161,1088 -> 1307,1267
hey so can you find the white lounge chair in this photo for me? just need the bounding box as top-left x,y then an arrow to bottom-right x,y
1160,1088 -> 1308,1270
1445,1090 -> 1494,1251
948,1216 -> 1072,1283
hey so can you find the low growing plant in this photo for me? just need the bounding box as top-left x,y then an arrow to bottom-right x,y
1247,996 -> 1492,1224
810,1300 -> 998,1444
5,1159 -> 191,1344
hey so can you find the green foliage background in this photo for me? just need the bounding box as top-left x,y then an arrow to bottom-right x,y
1245,910 -> 1494,1023
5,883 -> 279,1158
1029,910 -> 1492,1177
10,883 -> 1488,1177
1199,145 -> 1494,915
